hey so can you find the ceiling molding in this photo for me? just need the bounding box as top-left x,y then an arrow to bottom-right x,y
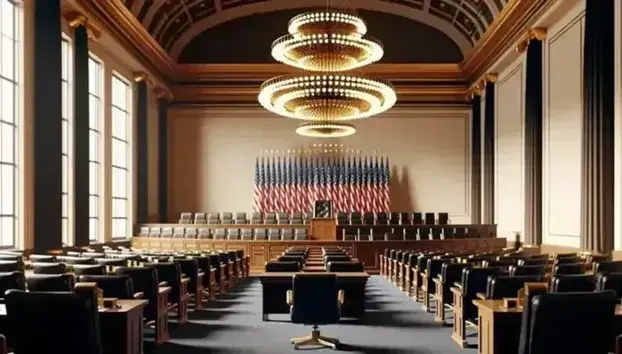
167,0 -> 474,59
174,63 -> 466,83
460,0 -> 555,84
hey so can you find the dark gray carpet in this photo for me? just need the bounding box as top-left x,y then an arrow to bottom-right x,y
145,276 -> 471,354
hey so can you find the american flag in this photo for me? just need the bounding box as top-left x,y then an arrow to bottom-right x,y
253,154 -> 391,212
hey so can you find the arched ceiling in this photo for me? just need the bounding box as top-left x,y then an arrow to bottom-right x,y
122,0 -> 509,62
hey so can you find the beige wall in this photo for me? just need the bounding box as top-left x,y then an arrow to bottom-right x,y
494,55 -> 526,241
168,106 -> 473,223
542,3 -> 585,248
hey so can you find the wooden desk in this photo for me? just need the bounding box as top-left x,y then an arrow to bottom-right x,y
99,299 -> 148,354
259,272 -> 369,320
0,300 -> 148,354
309,218 -> 337,240
472,299 -> 622,354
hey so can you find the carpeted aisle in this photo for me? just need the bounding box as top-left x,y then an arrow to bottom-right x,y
145,276 -> 470,354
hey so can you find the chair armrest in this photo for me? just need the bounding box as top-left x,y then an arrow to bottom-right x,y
198,272 -> 205,278
159,281 -> 169,287
616,334 -> 622,354
0,334 -> 6,354
338,290 -> 345,306
450,286 -> 463,296
453,282 -> 462,290
133,292 -> 144,299
476,292 -> 486,300
181,277 -> 191,284
286,290 -> 293,305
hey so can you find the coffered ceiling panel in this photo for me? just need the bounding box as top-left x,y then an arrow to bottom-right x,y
121,0 -> 509,61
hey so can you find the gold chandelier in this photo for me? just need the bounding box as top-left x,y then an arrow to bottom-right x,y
258,9 -> 396,137
271,11 -> 384,72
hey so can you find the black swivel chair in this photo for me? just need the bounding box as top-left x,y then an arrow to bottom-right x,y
518,291 -> 617,354
5,289 -> 103,354
288,274 -> 343,350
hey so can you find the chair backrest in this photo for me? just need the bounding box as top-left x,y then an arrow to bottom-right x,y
424,212 -> 435,224
94,258 -> 126,267
438,212 -> 449,225
442,263 -> 470,286
33,262 -> 66,274
594,260 -> 622,274
0,260 -> 21,272
326,261 -> 364,272
553,263 -> 586,276
26,274 -> 76,292
290,274 -> 340,324
5,289 -> 103,354
555,256 -> 582,265
485,275 -> 544,299
519,258 -> 549,266
523,291 -> 617,354
265,261 -> 300,272
57,256 -> 95,265
550,275 -> 596,293
595,272 -> 622,298
278,255 -> 304,265
29,254 -> 56,263
72,264 -> 106,276
462,267 -> 502,295
324,255 -> 351,264
0,271 -> 26,298
509,265 -> 548,277
78,275 -> 135,299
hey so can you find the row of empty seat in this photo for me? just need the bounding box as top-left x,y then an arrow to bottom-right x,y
178,211 -> 451,225
141,226 -> 308,240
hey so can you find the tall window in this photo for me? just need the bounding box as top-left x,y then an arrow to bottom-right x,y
61,38 -> 72,246
111,75 -> 130,239
88,57 -> 101,243
0,1 -> 18,248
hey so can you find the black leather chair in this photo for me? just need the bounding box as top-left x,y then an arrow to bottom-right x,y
554,256 -> 582,265
5,289 -> 103,354
25,274 -> 75,292
550,275 -> 596,293
32,262 -> 66,275
326,261 -> 364,272
288,274 -> 343,350
28,254 -> 56,264
324,255 -> 351,265
594,260 -> 622,274
78,275 -> 137,299
72,264 -> 106,276
56,256 -> 95,265
0,272 -> 25,299
278,255 -> 305,267
518,291 -> 617,354
0,261 -> 20,272
94,258 -> 127,267
265,261 -> 300,272
519,258 -> 549,266
115,267 -> 160,324
509,265 -> 547,277
485,275 -> 544,299
553,263 -> 586,276
596,273 -> 622,298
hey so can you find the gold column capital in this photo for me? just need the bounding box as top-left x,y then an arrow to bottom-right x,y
154,87 -> 174,101
133,72 -> 157,88
516,27 -> 547,53
466,73 -> 498,101
64,11 -> 101,41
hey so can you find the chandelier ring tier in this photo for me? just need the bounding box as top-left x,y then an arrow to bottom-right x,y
295,121 -> 357,138
258,74 -> 396,121
271,11 -> 383,72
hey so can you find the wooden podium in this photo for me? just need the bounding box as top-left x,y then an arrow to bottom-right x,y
309,218 -> 337,240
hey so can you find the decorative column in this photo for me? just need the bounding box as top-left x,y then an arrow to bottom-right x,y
66,12 -> 100,247
581,0 -> 615,254
33,0 -> 62,252
519,28 -> 546,246
134,73 -> 153,225
482,74 -> 497,225
155,89 -> 172,222
469,88 -> 482,224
